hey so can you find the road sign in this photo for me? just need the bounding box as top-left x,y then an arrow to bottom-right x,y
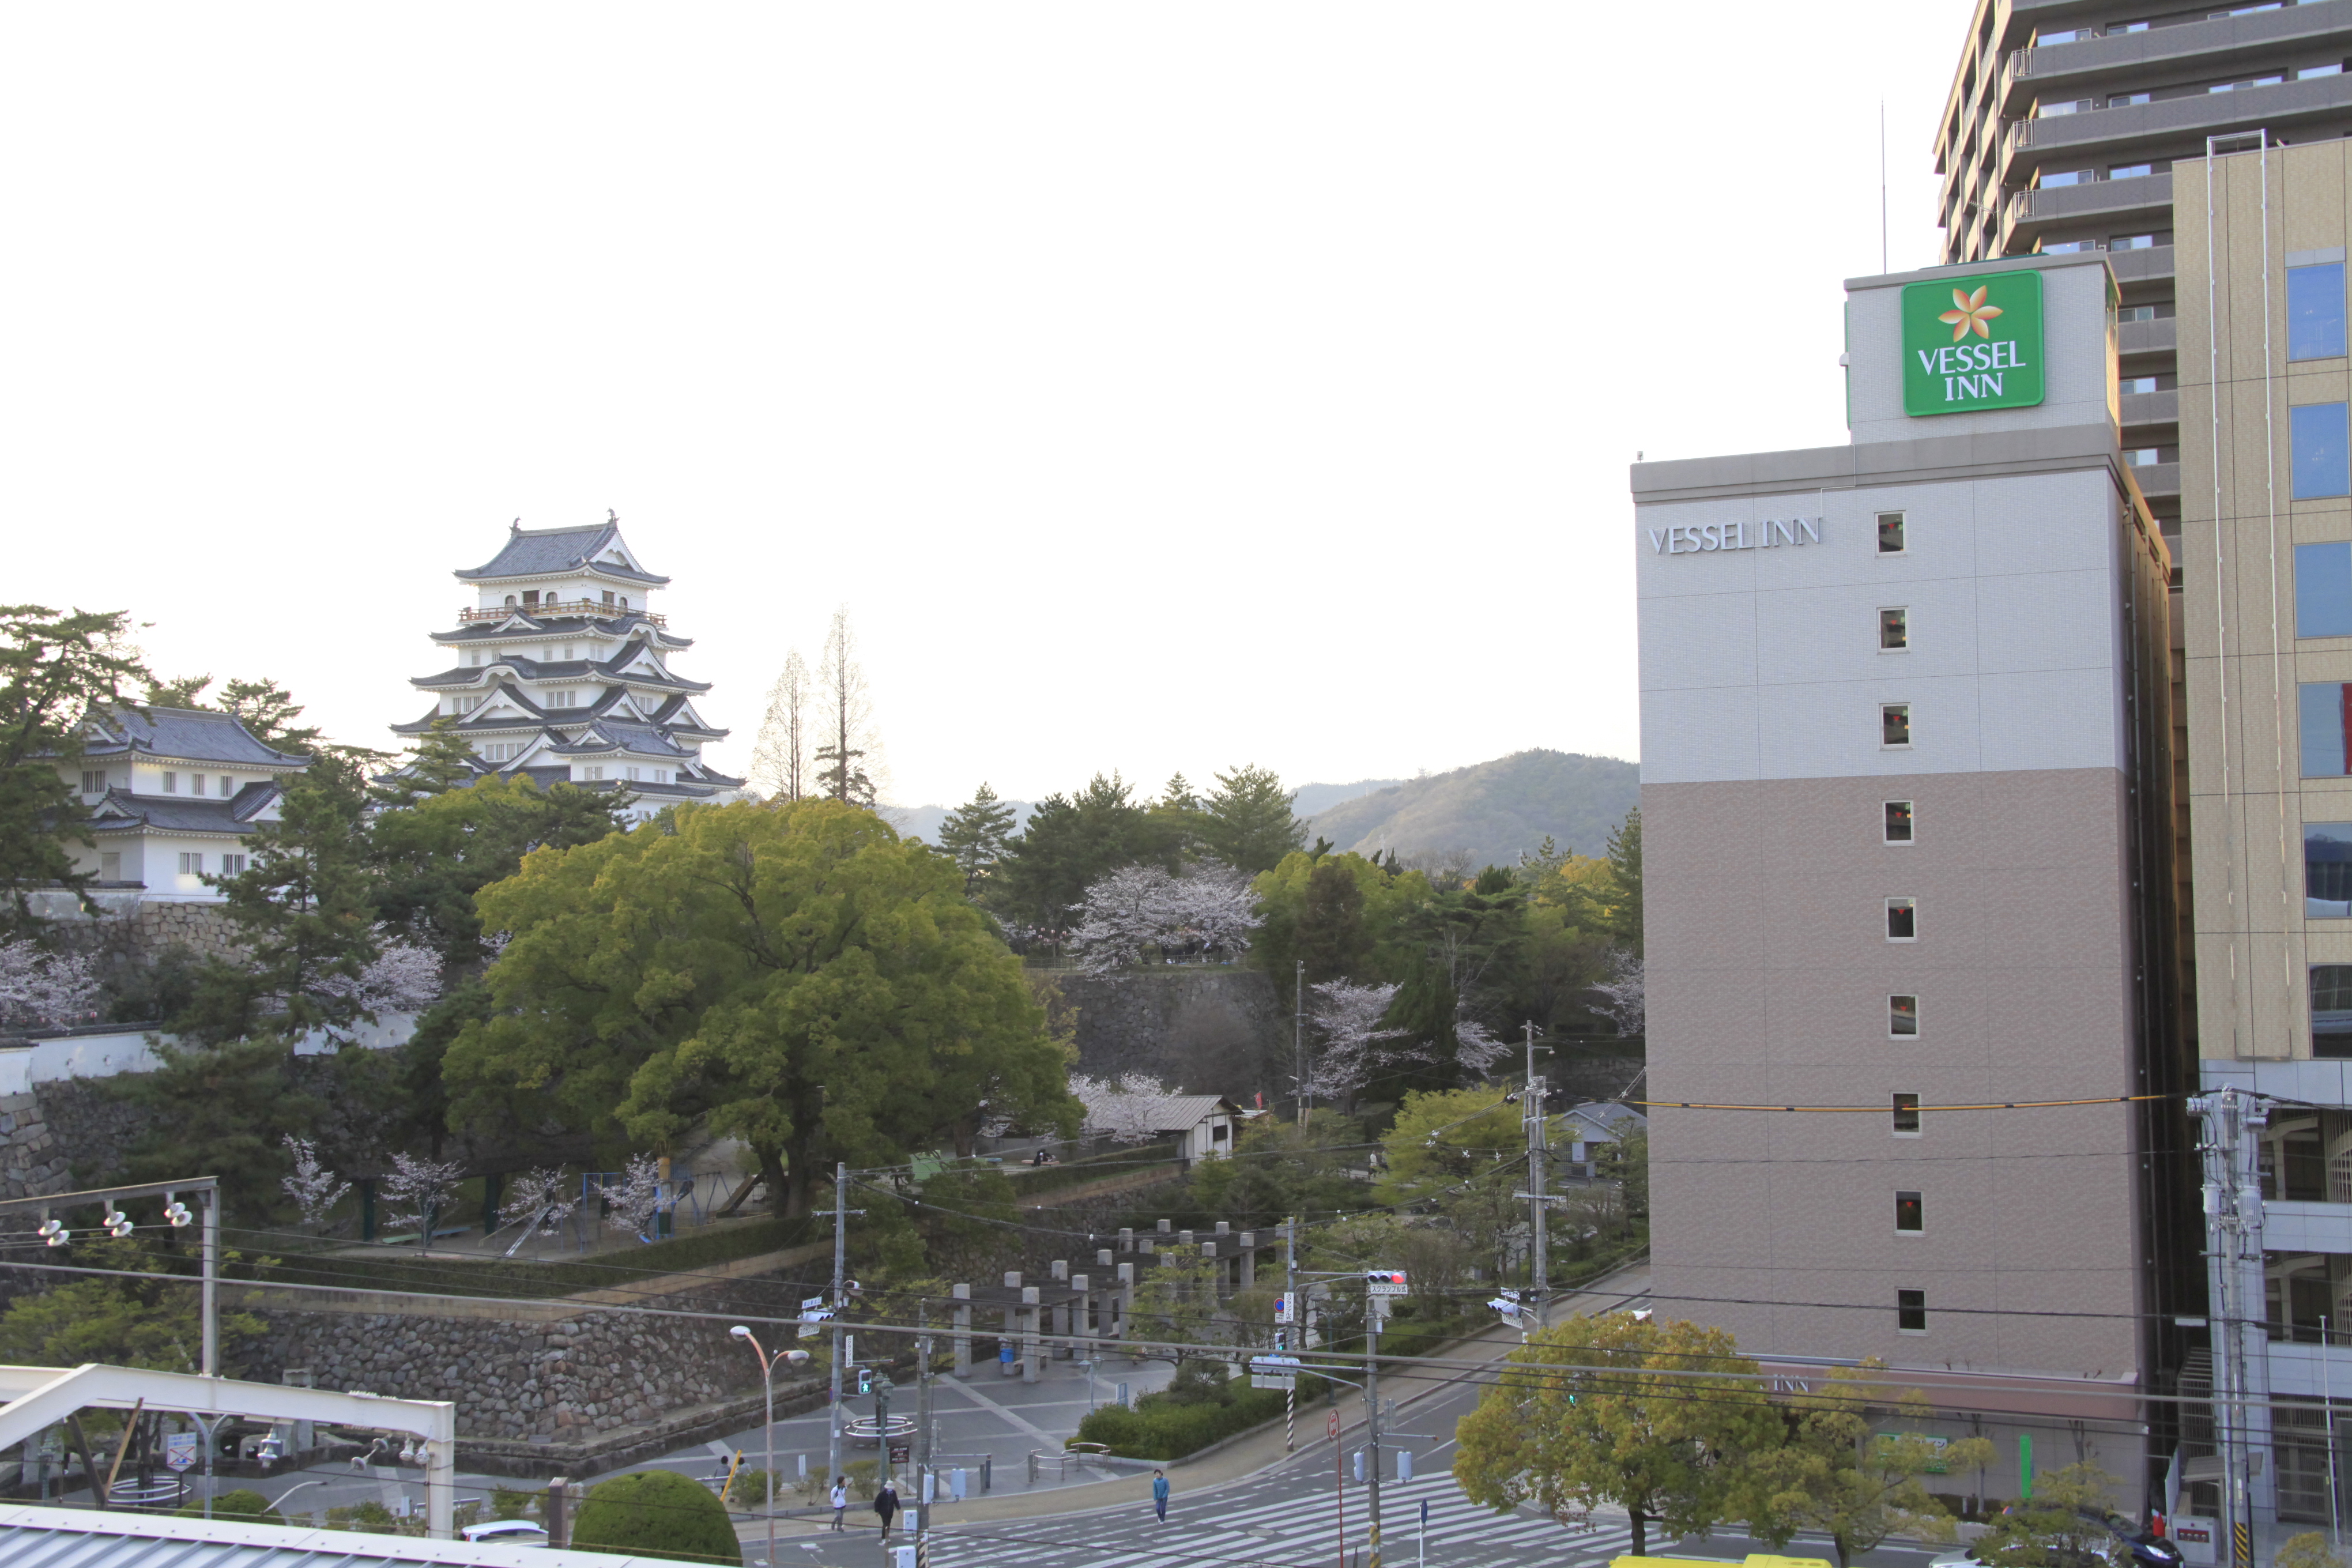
163,1432 -> 198,1473
1326,1409 -> 1340,1440
1273,1293 -> 1292,1324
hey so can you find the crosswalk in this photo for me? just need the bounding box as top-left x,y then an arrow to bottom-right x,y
926,1474 -> 1630,1568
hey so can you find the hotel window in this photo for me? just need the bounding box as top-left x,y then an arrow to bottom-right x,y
2039,169 -> 2095,188
2037,99 -> 2094,117
161,771 -> 177,794
2121,376 -> 2160,395
2109,91 -> 2151,107
2109,163 -> 2157,180
178,853 -> 203,875
2291,263 -> 2349,361
1897,1290 -> 1927,1333
2110,233 -> 2164,252
1893,1092 -> 1921,1132
1886,898 -> 1917,941
1881,704 -> 1912,748
1879,608 -> 1909,651
1877,512 -> 1906,554
99,853 -> 119,881
2309,824 -> 2352,916
2125,448 -> 2163,466
221,854 -> 247,876
1895,1192 -> 1923,1232
2297,544 -> 2352,636
2119,305 -> 2159,323
2299,683 -> 2352,776
80,770 -> 104,794
191,774 -> 206,796
1890,997 -> 1920,1038
1884,800 -> 1914,843
2316,964 -> 2352,1058
2293,403 -> 2351,499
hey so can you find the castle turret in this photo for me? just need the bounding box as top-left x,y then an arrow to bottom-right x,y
391,515 -> 738,817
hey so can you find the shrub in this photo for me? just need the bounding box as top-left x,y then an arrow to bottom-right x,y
571,1468 -> 742,1565
1069,1364 -> 1295,1460
178,1487 -> 284,1525
490,1484 -> 538,1520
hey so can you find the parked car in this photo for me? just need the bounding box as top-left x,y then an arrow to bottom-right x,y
459,1519 -> 549,1547
1933,1510 -> 2183,1568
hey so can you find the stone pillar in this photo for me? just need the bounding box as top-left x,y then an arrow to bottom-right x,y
1095,1248 -> 1114,1267
1118,1227 -> 1134,1251
1050,1258 -> 1068,1282
1239,1232 -> 1256,1290
1156,1218 -> 1171,1235
1178,1229 -> 1194,1247
1071,1274 -> 1091,1354
1022,1285 -> 1042,1384
952,1283 -> 972,1379
1117,1262 -> 1135,1341
1215,1221 -> 1230,1235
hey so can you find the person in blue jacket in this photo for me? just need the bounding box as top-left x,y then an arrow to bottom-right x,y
1152,1469 -> 1170,1523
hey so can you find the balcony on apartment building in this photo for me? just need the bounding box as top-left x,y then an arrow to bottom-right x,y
2011,70 -> 2352,171
2004,3 -> 2352,124
2003,169 -> 2174,251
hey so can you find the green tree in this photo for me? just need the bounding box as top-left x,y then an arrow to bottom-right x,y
0,1237 -> 264,1372
1454,1311 -> 1778,1554
1384,876 -> 1527,1093
1297,855 -> 1371,983
989,773 -> 1177,926
1198,764 -> 1306,874
1596,1128 -> 1650,1237
371,718 -> 483,811
108,1036 -> 332,1216
0,605 -> 152,929
178,1488 -> 284,1524
1130,1241 -> 1223,1355
1604,807 -> 1644,952
178,751 -> 380,1046
1184,1109 -> 1369,1230
1376,1085 -> 1524,1204
1743,1361 -> 1993,1568
370,768 -> 628,969
1971,1461 -> 2123,1568
1249,851 -> 1428,989
445,799 -> 1080,1217
1147,773 -> 1203,857
935,782 -> 1017,896
2279,1535 -> 2349,1568
571,1468 -> 742,1565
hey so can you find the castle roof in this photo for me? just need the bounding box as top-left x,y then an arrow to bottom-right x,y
80,707 -> 311,770
407,649 -> 711,696
86,781 -> 281,838
455,521 -> 669,585
428,615 -> 691,650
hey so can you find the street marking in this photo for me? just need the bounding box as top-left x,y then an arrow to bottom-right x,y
930,1377 -> 1069,1450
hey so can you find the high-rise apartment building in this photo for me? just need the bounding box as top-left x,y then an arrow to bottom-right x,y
1927,0 -> 2352,1539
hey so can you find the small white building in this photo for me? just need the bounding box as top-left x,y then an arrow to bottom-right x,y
1147,1094 -> 1242,1164
61,707 -> 311,902
390,515 -> 740,821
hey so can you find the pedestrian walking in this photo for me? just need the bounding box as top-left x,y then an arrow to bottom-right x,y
875,1478 -> 899,1539
1152,1468 -> 1169,1523
829,1476 -> 847,1532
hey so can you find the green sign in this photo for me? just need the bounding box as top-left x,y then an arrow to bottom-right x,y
1902,270 -> 2045,416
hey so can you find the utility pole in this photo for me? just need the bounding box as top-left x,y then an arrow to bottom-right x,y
1524,1022 -> 1550,1333
1295,960 -> 1307,1120
1366,1291 -> 1384,1568
2189,1085 -> 2272,1568
826,1160 -> 847,1499
914,1300 -> 934,1568
1284,1216 -> 1299,1452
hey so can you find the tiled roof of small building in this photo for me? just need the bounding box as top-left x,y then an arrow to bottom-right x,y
86,782 -> 280,836
455,521 -> 669,585
81,707 -> 310,768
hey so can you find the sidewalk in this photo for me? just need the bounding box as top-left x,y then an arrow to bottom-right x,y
742,1261 -> 1653,1536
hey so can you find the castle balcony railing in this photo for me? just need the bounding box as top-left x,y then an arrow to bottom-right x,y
459,598 -> 667,627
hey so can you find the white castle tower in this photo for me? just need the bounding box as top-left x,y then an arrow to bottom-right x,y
393,515 -> 738,816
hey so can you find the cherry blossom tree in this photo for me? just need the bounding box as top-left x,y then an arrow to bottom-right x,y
1453,1017 -> 1516,1076
595,1153 -> 665,1240
1065,861 -> 1263,975
1299,979 -> 1408,1107
1070,1073 -> 1174,1144
312,930 -> 441,1014
0,938 -> 101,1032
496,1167 -> 579,1240
379,1152 -> 466,1247
1590,949 -> 1645,1038
280,1134 -> 351,1229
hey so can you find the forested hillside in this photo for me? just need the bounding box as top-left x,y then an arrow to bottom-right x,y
1307,749 -> 1639,869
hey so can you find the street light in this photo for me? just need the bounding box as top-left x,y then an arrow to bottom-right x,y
730,1326 -> 811,1568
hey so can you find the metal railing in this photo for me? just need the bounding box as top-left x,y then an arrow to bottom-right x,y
458,598 -> 665,627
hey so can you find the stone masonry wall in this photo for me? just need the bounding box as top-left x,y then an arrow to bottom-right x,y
246,1292 -> 763,1445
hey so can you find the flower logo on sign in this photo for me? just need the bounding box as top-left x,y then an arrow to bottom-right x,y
1939,286 -> 2004,342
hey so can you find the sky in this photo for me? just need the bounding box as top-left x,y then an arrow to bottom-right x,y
2,3 -> 1975,809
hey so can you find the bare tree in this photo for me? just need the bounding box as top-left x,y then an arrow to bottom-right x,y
749,650 -> 811,802
815,609 -> 881,807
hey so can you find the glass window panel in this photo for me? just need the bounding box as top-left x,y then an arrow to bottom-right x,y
1895,1192 -> 1923,1231
2307,824 -> 2352,917
1884,801 -> 1914,843
2291,265 -> 2349,361
1886,898 -> 1917,941
2301,683 -> 2352,777
1897,1290 -> 1927,1332
1890,997 -> 1920,1037
2316,965 -> 2352,1058
1880,608 -> 1908,650
1877,512 -> 1906,554
2293,402 -> 2352,498
2298,544 -> 2352,637
1882,704 -> 1911,747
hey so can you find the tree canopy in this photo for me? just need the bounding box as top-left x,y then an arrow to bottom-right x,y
444,798 -> 1080,1216
1744,1361 -> 1991,1567
571,1467 -> 742,1565
0,605 -> 151,929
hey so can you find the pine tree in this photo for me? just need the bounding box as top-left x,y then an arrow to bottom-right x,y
1198,764 -> 1306,873
937,782 -> 1016,894
0,605 -> 153,931
1604,806 -> 1643,953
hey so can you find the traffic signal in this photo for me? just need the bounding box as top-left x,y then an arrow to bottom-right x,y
857,1367 -> 873,1395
